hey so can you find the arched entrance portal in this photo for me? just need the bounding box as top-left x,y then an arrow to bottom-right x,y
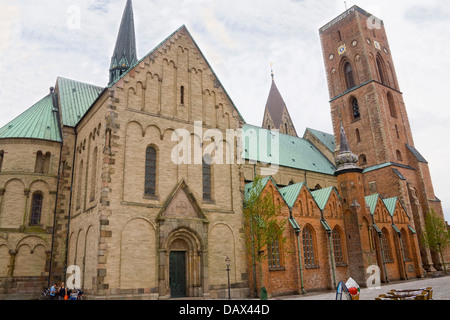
163,228 -> 206,298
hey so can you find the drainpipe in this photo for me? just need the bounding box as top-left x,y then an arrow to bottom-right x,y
398,232 -> 408,280
328,231 -> 337,289
378,233 -> 389,283
48,87 -> 64,288
295,230 -> 306,294
290,213 -> 305,295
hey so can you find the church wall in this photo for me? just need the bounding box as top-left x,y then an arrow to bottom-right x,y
0,138 -> 61,296
74,29 -> 248,299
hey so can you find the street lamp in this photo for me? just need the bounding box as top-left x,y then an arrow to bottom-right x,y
225,256 -> 231,300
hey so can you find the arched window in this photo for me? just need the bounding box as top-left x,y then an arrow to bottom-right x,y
202,154 -> 212,201
302,225 -> 316,268
400,229 -> 411,261
284,123 -> 288,134
376,55 -> 388,85
359,154 -> 367,165
381,229 -> 393,262
344,62 -> 356,90
332,227 -> 345,266
351,98 -> 360,120
30,193 -> 43,226
145,146 -> 157,196
387,93 -> 397,118
0,150 -> 3,172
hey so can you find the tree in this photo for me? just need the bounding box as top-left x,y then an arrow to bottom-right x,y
421,209 -> 449,274
243,176 -> 286,299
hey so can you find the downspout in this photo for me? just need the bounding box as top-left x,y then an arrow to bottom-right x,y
289,213 -> 305,295
378,232 -> 389,283
63,132 -> 78,285
295,229 -> 306,294
322,216 -> 336,289
397,231 -> 408,280
48,88 -> 64,288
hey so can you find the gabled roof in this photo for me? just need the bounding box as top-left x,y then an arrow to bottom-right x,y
278,182 -> 306,209
0,93 -> 62,142
304,128 -> 336,153
108,24 -> 245,124
57,77 -> 105,127
244,176 -> 273,202
406,144 -> 428,164
383,197 -> 398,216
365,194 -> 380,215
311,186 -> 336,211
242,124 -> 336,175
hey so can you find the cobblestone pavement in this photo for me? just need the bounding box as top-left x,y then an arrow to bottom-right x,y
272,275 -> 450,300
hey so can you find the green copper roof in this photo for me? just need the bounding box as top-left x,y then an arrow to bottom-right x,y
304,128 -> 336,153
383,197 -> 398,216
244,176 -> 272,202
57,77 -> 105,127
279,182 -> 306,209
242,125 -> 336,175
311,187 -> 335,210
365,194 -> 380,215
0,94 -> 62,142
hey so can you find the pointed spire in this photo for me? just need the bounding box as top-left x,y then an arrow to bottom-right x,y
262,71 -> 298,137
109,0 -> 137,85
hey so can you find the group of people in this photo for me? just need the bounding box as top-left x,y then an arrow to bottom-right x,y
48,282 -> 82,300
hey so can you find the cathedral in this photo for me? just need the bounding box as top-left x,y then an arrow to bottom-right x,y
0,1 -> 447,299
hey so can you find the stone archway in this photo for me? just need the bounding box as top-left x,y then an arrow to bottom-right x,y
161,228 -> 207,298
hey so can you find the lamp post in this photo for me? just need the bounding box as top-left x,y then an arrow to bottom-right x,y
225,256 -> 231,300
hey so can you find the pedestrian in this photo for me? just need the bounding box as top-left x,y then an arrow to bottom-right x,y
58,282 -> 67,300
49,283 -> 57,300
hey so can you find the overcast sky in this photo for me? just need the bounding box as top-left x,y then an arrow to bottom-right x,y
1,0 -> 449,221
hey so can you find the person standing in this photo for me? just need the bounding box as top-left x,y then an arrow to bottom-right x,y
58,282 -> 67,300
49,283 -> 57,300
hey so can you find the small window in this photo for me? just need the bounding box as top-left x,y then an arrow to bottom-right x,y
356,129 -> 361,143
337,30 -> 342,42
387,93 -> 397,118
30,193 -> 43,226
395,125 -> 400,139
359,154 -> 367,165
180,86 -> 185,105
351,98 -> 361,120
0,150 -> 3,172
396,150 -> 403,161
203,155 -> 212,201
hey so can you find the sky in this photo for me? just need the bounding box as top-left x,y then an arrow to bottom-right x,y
0,0 -> 449,221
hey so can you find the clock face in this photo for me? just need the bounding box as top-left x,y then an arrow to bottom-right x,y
374,40 -> 381,50
338,44 -> 347,55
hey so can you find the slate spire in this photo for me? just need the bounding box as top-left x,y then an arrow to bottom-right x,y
109,0 -> 137,85
262,67 -> 298,137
